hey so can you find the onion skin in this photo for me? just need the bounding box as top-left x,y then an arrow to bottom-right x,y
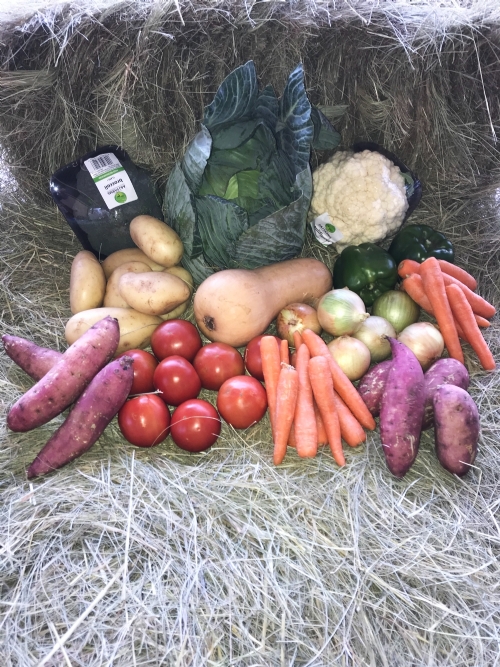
372,290 -> 420,334
353,316 -> 395,363
398,322 -> 444,370
276,303 -> 321,346
317,289 -> 369,337
327,336 -> 371,381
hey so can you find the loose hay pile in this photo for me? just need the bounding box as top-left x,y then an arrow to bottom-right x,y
1,1 -> 500,664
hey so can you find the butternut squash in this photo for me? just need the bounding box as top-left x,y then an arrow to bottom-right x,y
193,258 -> 333,347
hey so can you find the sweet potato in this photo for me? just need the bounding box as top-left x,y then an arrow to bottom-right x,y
7,316 -> 119,433
2,335 -> 63,381
422,358 -> 470,430
357,360 -> 392,417
379,338 -> 426,478
27,355 -> 134,478
433,385 -> 479,476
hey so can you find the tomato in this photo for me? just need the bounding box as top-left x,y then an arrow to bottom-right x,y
118,394 -> 171,447
117,349 -> 158,395
193,342 -> 245,391
153,355 -> 202,406
216,375 -> 268,429
150,319 -> 203,362
170,399 -> 221,452
244,334 -> 281,381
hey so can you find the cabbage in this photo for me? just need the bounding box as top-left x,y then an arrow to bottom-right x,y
164,61 -> 340,284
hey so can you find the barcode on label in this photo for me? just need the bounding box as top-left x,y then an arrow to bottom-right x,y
89,154 -> 114,170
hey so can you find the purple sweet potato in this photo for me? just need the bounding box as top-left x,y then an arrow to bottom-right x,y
379,338 -> 425,478
357,359 -> 393,417
7,316 -> 119,433
422,358 -> 470,430
433,385 -> 479,477
27,355 -> 134,478
2,334 -> 63,381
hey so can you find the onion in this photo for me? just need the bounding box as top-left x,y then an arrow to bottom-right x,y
398,322 -> 444,370
353,316 -> 396,362
327,336 -> 371,381
317,289 -> 369,337
372,290 -> 420,334
276,302 -> 321,346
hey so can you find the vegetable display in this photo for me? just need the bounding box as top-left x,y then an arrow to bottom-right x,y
164,61 -> 339,284
332,243 -> 398,306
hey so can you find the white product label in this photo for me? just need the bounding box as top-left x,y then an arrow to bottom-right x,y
84,153 -> 138,210
310,212 -> 344,246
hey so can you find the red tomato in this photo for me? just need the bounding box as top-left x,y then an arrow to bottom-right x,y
150,319 -> 202,362
118,394 -> 171,447
153,355 -> 202,406
193,342 -> 245,391
117,349 -> 158,395
216,375 -> 268,429
244,334 -> 281,381
170,399 -> 221,452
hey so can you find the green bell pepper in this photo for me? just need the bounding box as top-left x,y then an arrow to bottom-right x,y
388,224 -> 454,265
333,243 -> 398,307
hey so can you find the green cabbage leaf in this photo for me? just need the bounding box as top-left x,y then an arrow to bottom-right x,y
164,61 -> 340,284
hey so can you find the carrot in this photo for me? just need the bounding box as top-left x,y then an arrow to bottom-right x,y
314,400 -> 328,445
293,343 -> 317,458
280,339 -> 290,365
302,329 -> 376,431
288,422 -> 297,448
260,335 -> 281,437
273,364 -> 299,464
333,392 -> 367,447
293,330 -> 303,351
309,356 -> 345,466
419,257 -> 464,363
475,315 -> 491,328
438,259 -> 477,291
290,351 -> 297,368
446,284 -> 496,371
398,258 -> 478,291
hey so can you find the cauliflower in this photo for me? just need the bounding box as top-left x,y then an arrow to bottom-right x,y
308,149 -> 409,248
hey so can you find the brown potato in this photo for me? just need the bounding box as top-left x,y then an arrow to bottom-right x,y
118,271 -> 190,316
102,248 -> 165,278
159,299 -> 190,321
163,265 -> 194,296
103,260 -> 151,308
65,307 -> 162,355
130,215 -> 183,268
70,250 -> 106,314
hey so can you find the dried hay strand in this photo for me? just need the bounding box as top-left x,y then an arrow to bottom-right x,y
1,1 -> 500,665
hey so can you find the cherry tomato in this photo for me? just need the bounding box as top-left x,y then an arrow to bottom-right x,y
150,319 -> 202,362
153,355 -> 202,406
193,342 -> 245,391
118,394 -> 171,447
216,375 -> 268,429
170,399 -> 221,452
244,334 -> 281,381
117,349 -> 158,395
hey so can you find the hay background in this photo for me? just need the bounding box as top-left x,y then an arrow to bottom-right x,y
1,1 -> 499,665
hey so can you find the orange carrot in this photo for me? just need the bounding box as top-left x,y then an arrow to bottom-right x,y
280,339 -> 290,365
293,330 -> 303,351
302,329 -> 376,431
398,259 -> 421,279
293,343 -> 317,458
273,364 -> 299,464
475,315 -> 491,328
309,356 -> 345,466
288,422 -> 296,448
446,284 -> 496,371
438,259 -> 477,291
260,335 -> 281,437
419,257 -> 464,363
314,400 -> 328,445
333,392 -> 367,447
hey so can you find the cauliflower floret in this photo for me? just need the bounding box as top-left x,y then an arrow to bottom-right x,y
308,150 -> 409,247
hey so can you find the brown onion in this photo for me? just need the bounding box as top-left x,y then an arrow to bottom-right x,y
398,322 -> 444,370
276,303 -> 321,346
327,336 -> 371,381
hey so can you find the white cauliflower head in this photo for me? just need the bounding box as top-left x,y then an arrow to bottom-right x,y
308,149 -> 409,248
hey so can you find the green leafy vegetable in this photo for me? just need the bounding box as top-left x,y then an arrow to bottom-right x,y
164,61 -> 340,284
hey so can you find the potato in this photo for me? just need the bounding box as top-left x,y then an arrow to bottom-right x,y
118,271 -> 191,316
102,248 -> 166,278
130,215 -> 183,268
159,299 -> 190,321
163,265 -> 194,296
70,250 -> 106,314
65,307 -> 162,354
103,260 -> 151,308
